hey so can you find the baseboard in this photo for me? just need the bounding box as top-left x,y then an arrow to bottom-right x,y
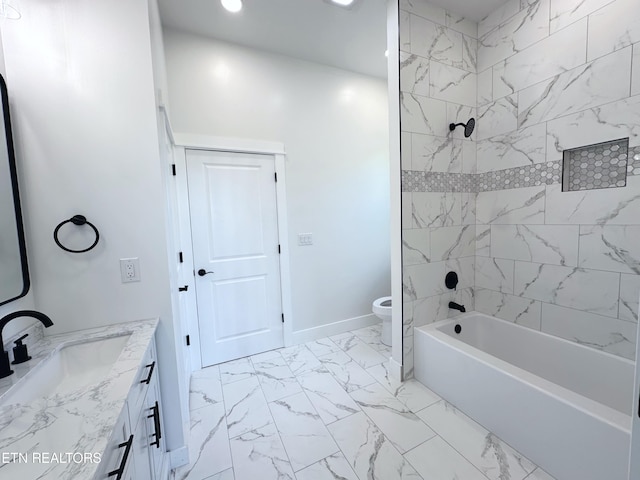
388,357 -> 403,380
289,314 -> 380,345
169,446 -> 189,470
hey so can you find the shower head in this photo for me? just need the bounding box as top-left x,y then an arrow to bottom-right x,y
449,118 -> 475,138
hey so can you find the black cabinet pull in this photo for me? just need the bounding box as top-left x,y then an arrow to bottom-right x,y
147,401 -> 162,448
140,361 -> 155,385
108,434 -> 134,479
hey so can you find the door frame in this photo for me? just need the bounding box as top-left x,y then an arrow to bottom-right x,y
173,133 -> 293,371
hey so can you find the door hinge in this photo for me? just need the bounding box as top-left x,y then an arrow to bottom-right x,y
278,244 -> 281,254
171,164 -> 177,176
281,313 -> 284,323
274,172 -> 278,182
178,251 -> 183,263
178,285 -> 188,292
186,335 -> 190,346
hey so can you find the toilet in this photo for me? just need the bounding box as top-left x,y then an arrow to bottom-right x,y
372,296 -> 392,346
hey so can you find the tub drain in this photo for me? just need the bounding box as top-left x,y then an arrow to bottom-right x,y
454,324 -> 461,334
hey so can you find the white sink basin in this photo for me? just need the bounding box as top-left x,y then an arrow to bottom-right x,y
0,334 -> 130,405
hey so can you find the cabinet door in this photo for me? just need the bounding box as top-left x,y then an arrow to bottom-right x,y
97,405 -> 136,479
132,410 -> 154,480
145,370 -> 165,476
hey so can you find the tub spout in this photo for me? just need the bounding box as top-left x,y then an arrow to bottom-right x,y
448,301 -> 466,313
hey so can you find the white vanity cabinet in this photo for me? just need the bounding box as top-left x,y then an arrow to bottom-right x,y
97,336 -> 168,480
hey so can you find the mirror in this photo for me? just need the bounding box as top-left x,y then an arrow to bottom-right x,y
0,73 -> 29,306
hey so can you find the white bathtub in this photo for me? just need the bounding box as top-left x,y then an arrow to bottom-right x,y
414,312 -> 634,480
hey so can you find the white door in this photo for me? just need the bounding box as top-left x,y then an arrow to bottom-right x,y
187,149 -> 283,366
629,296 -> 640,478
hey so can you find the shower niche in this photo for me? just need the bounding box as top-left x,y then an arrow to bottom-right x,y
561,137 -> 629,192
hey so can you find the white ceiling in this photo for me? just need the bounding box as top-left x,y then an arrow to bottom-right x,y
158,0 -> 510,80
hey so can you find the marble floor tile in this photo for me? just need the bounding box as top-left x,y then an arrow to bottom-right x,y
280,345 -> 327,376
293,452 -> 359,480
417,401 -> 536,480
175,403 -> 232,480
348,382 -> 436,453
367,362 -> 441,412
222,376 -> 272,439
327,412 -> 421,480
297,370 -> 360,425
330,332 -> 388,369
525,467 -> 557,479
229,423 -> 294,480
269,392 -> 339,472
351,325 -> 390,354
404,436 -> 488,480
205,469 -> 234,480
252,355 -> 302,402
304,338 -> 341,357
250,350 -> 284,363
219,357 -> 255,385
316,350 -> 377,393
189,366 -> 223,412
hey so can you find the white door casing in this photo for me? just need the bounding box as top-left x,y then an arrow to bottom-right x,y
186,149 -> 284,366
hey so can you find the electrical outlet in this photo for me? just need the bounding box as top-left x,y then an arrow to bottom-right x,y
120,258 -> 140,283
298,233 -> 313,246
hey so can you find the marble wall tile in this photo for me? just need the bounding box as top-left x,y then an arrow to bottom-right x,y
477,68 -> 493,106
446,256 -> 475,289
491,224 -> 579,266
449,287 -> 475,316
400,0 -> 446,24
541,303 -> 636,359
229,423 -> 294,480
478,0 -> 550,72
404,300 -> 414,338
411,191 -> 461,227
550,0 -> 615,33
588,0 -> 640,61
461,140 -> 477,174
430,61 -> 477,106
633,43 -> 640,96
403,334 -> 414,378
476,225 -> 491,256
478,0 -> 521,39
461,35 -> 478,72
579,225 -> 640,274
446,12 -> 478,38
400,52 -> 430,96
401,132 -> 412,170
477,123 -> 546,172
410,15 -> 463,67
402,229 -> 430,265
518,47 -> 632,128
402,193 -> 412,225
327,412 -> 422,480
619,273 -> 640,322
476,185 -> 546,224
403,261 -> 446,300
545,176 -> 640,225
477,95 -> 518,140
546,96 -> 640,161
513,262 -> 620,317
400,9 -> 411,53
461,192 -> 476,224
430,225 -> 476,260
411,133 -> 462,173
475,288 -> 542,329
447,103 -> 477,141
413,294 -> 449,327
493,19 -> 587,99
475,257 -> 515,293
401,93 -> 448,136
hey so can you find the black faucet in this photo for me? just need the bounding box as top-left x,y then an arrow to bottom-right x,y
448,301 -> 466,313
0,310 -> 53,379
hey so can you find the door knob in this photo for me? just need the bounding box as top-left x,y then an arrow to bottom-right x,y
198,269 -> 213,276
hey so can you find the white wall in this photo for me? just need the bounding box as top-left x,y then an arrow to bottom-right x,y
164,30 -> 391,335
0,0 -> 185,451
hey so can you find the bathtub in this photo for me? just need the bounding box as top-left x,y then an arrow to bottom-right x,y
414,312 -> 634,480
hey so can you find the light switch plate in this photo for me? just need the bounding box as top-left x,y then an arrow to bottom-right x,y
298,233 -> 313,246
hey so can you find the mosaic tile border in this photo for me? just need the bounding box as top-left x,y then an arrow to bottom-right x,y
402,145 -> 640,193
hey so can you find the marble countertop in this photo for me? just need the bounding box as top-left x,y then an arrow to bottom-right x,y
0,318 -> 159,479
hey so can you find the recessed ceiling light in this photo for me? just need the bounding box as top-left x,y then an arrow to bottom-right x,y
221,0 -> 242,13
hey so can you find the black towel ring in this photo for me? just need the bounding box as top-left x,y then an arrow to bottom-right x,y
53,215 -> 100,253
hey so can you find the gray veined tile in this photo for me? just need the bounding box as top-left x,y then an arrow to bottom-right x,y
476,225 -> 491,257
417,401 -> 536,480
400,0 -> 446,25
477,123 -> 547,173
366,361 -> 440,412
445,256 -> 475,290
252,355 -> 303,402
476,185 -> 545,224
317,350 -> 377,393
229,423 -> 294,480
587,0 -> 640,61
410,15 -> 463,67
446,12 -> 478,38
348,382 -> 436,453
578,225 -> 640,275
294,452 -> 358,480
462,139 -> 477,174
400,52 -> 430,97
250,349 -> 284,363
411,133 -> 462,173
189,366 -> 223,412
447,103 -> 477,141
477,68 -> 493,106
222,376 -> 272,439
478,0 -> 520,39
175,403 -> 232,480
477,95 -> 518,141
403,229 -> 431,266
304,338 -> 341,358
461,35 -> 478,72
400,9 -> 411,53
337,337 -> 388,369
404,436 -> 489,480
269,393 -> 339,472
525,467 -> 558,480
403,262 -> 447,301
401,132 -> 412,170
513,261 -> 620,318
518,47 -> 632,128
327,412 -> 422,480
429,61 -> 476,106
475,257 -> 515,294
619,273 -> 640,322
412,294 -> 450,328
351,324 -> 387,353
411,191 -> 461,227
633,43 -> 640,96
205,469 -> 235,480
219,357 -> 255,385
280,345 -> 326,377
297,371 -> 360,425
550,0 -> 615,34
400,92 -> 448,136
430,225 -> 475,260
461,192 -> 476,225
475,288 -> 541,330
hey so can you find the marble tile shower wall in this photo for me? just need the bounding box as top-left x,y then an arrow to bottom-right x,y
400,0 -> 640,374
399,0 -> 478,377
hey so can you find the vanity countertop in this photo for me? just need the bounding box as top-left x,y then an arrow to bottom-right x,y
0,318 -> 158,479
